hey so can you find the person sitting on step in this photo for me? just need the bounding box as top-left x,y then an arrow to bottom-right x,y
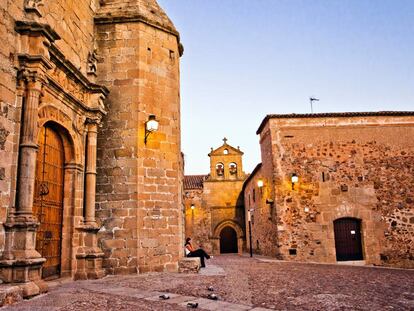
185,237 -> 212,268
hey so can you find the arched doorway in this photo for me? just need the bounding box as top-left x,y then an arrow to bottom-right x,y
33,124 -> 65,278
220,226 -> 238,253
334,218 -> 363,261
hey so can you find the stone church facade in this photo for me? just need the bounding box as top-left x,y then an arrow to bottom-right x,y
0,0 -> 183,297
244,112 -> 414,268
184,139 -> 246,255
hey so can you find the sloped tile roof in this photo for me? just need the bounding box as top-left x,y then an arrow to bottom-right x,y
184,175 -> 208,190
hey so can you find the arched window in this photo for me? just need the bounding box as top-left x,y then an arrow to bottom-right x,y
216,163 -> 224,176
223,149 -> 229,155
229,162 -> 237,175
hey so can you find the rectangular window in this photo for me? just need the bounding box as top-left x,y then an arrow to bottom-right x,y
289,249 -> 297,256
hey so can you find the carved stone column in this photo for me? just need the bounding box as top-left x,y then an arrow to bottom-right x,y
0,72 -> 47,298
75,118 -> 105,280
16,75 -> 43,221
84,120 -> 98,225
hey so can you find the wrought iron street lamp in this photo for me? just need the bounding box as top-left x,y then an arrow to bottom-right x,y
144,115 -> 159,144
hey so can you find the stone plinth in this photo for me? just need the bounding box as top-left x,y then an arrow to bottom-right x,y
178,258 -> 200,273
74,225 -> 105,280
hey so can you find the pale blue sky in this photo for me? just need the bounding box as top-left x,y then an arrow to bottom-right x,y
157,0 -> 414,175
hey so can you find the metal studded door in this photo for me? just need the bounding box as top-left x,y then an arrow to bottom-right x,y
334,218 -> 363,261
33,125 -> 64,279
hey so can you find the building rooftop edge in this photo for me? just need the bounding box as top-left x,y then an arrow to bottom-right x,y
256,111 -> 414,135
242,163 -> 262,191
183,174 -> 209,190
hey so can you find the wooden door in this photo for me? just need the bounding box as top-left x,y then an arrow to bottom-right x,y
334,218 -> 363,261
220,226 -> 238,253
33,125 -> 64,279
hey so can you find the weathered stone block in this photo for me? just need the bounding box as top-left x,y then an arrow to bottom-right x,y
0,285 -> 23,307
178,257 -> 200,273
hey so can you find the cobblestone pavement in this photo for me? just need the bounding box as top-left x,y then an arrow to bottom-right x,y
3,255 -> 414,311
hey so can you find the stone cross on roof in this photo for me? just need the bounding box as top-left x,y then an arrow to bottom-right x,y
223,137 -> 228,144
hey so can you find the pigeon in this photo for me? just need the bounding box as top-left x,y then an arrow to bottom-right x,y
187,302 -> 199,308
207,286 -> 214,291
207,293 -> 218,300
159,294 -> 170,300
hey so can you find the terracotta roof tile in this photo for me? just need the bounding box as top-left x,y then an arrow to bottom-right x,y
184,175 -> 208,190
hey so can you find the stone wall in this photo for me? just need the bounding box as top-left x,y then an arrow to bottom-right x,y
0,0 -> 25,254
0,0 -> 99,258
184,179 -> 245,255
184,189 -> 210,251
41,0 -> 98,76
95,6 -> 183,273
249,113 -> 414,268
1,0 -> 183,280
244,163 -> 279,257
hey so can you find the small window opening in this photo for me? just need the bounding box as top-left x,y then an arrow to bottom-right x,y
169,50 -> 175,60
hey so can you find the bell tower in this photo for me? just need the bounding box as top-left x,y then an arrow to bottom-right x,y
208,138 -> 245,180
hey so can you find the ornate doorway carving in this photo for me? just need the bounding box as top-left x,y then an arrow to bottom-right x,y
33,124 -> 65,278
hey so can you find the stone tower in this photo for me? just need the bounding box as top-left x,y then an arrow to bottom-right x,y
95,0 -> 184,274
184,138 -> 246,255
0,0 -> 183,297
209,138 -> 245,181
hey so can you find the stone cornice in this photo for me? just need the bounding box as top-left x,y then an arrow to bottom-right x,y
46,78 -> 106,116
48,45 -> 109,97
14,20 -> 109,114
256,111 -> 414,135
94,12 -> 183,57
94,11 -> 179,38
17,54 -> 53,74
15,20 -> 60,42
204,178 -> 246,183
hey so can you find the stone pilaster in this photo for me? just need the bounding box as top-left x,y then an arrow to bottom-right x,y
84,120 -> 98,225
0,71 -> 47,298
75,118 -> 105,280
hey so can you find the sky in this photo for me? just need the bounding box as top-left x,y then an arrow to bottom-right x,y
157,0 -> 414,175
